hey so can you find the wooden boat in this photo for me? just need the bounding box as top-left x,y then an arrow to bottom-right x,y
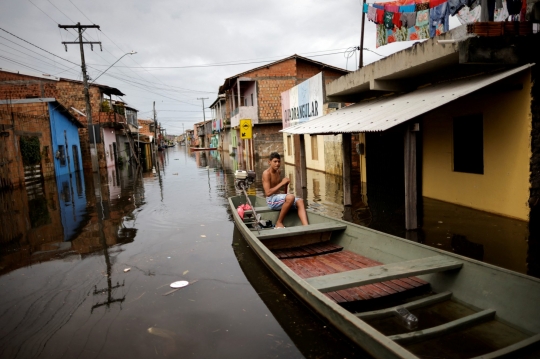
189,147 -> 216,151
228,195 -> 540,359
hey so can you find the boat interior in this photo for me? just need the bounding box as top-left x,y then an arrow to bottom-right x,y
231,195 -> 540,359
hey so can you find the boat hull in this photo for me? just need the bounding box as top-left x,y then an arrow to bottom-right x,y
228,195 -> 540,359
190,147 -> 216,151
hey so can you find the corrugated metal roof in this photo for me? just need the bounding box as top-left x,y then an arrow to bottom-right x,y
281,64 -> 534,135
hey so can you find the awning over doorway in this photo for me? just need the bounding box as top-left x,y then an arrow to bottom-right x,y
281,64 -> 534,135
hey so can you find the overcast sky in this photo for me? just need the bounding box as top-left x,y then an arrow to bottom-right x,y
0,0 -> 460,134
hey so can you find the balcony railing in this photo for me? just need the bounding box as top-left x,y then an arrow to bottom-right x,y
230,106 -> 258,128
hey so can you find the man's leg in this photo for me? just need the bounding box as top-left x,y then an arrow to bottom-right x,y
296,198 -> 309,226
275,194 -> 295,228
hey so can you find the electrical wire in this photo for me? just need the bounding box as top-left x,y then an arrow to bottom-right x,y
94,51 -> 349,70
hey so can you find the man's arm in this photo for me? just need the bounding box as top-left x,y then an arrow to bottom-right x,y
262,170 -> 290,197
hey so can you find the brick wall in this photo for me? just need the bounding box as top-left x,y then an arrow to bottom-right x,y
0,71 -> 109,171
243,58 -> 298,78
138,119 -> 154,137
253,123 -> 284,159
0,103 -> 55,189
257,78 -> 297,123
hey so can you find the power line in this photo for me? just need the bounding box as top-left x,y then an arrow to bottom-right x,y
95,51 -> 349,69
0,27 -> 203,106
0,38 -> 81,76
0,27 -> 81,67
0,54 -> 47,73
47,0 -> 76,23
27,0 -> 60,24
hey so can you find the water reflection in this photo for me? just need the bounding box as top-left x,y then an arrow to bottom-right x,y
0,146 -> 536,359
211,150 -> 535,278
0,163 -> 143,275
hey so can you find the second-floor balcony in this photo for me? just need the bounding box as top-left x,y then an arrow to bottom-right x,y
230,106 -> 258,128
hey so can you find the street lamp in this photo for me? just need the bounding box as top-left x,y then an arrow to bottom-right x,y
91,51 -> 137,84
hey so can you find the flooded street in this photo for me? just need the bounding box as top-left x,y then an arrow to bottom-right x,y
0,146 -> 362,359
1,145 -> 536,358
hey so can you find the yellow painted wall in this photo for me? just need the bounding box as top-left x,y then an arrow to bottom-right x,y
283,133 -> 294,164
284,133 -> 344,174
422,70 -> 531,220
305,135 -> 326,172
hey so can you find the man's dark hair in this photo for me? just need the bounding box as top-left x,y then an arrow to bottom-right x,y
269,152 -> 281,161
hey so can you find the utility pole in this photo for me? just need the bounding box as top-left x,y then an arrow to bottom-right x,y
153,101 -> 158,147
359,0 -> 367,69
59,23 -> 101,133
197,97 -> 208,121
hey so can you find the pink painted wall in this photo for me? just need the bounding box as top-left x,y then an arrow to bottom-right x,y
102,127 -> 117,168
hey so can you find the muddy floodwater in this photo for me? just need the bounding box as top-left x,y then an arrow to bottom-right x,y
0,146 -> 535,358
0,147 -> 363,359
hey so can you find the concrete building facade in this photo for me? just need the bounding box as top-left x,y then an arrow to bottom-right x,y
213,55 -> 348,159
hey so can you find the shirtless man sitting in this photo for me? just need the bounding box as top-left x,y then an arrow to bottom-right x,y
262,152 -> 309,228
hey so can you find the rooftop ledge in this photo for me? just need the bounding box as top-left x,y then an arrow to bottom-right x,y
326,24 -> 534,102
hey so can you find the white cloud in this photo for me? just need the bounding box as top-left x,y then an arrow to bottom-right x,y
0,0 -> 455,133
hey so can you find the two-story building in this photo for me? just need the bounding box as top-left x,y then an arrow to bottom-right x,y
212,55 -> 348,158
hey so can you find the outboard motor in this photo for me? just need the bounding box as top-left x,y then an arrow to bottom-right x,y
234,170 -> 256,190
234,170 -> 265,232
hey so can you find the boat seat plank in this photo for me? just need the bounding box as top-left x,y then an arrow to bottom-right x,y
244,206 -> 274,214
469,333 -> 540,359
316,255 -> 399,296
256,223 -> 347,240
272,243 -> 343,259
282,251 -> 429,303
294,256 -> 366,302
305,256 -> 462,292
388,309 -> 496,344
336,251 -> 417,292
356,291 -> 453,320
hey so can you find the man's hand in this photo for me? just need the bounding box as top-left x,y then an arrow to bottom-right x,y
281,177 -> 290,186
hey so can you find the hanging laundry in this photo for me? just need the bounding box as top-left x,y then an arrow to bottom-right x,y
385,4 -> 401,12
370,0 -> 452,48
377,8 -> 385,23
494,0 -> 509,20
457,4 -> 482,24
376,23 -> 388,47
407,24 -> 430,40
401,12 -> 418,27
429,1 -> 450,37
430,0 -> 448,8
416,2 -> 431,11
416,9 -> 430,25
519,0 -> 526,19
368,6 -> 378,22
393,12 -> 402,27
394,26 -> 409,41
448,0 -> 470,15
363,3 -> 369,13
384,11 -> 395,29
400,4 -> 417,12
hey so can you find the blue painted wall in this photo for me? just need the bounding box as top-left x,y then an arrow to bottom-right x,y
48,103 -> 83,177
55,171 -> 88,241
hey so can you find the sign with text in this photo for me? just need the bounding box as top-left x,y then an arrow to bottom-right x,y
239,119 -> 252,139
281,72 -> 323,129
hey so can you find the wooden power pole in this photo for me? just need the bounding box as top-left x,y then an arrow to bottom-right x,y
197,97 -> 208,121
58,23 -> 101,130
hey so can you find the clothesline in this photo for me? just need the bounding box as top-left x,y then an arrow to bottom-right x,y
364,0 -> 525,47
